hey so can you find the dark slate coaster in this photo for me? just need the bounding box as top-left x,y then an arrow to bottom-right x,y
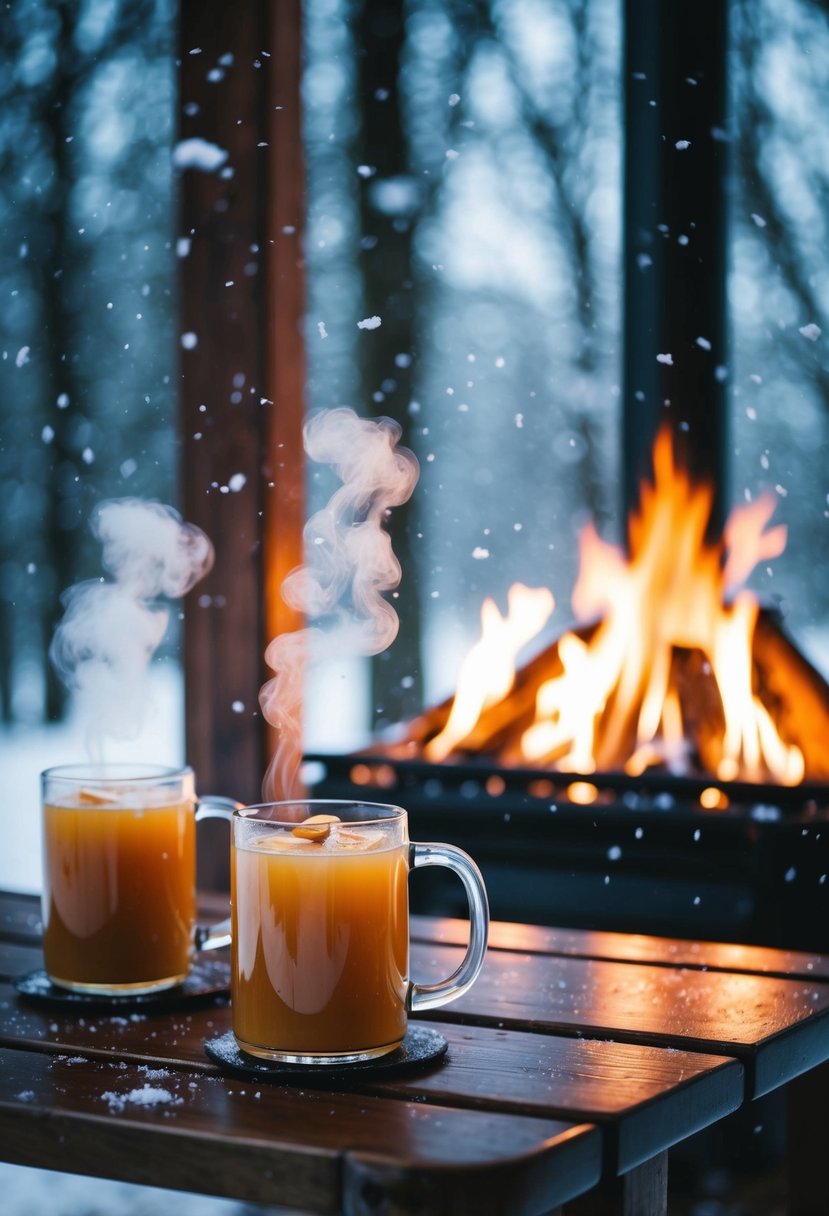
14,959 -> 230,1011
205,1023 -> 448,1085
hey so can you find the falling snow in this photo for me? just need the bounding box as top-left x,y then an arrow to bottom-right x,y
799,323 -> 821,341
15,346 -> 29,368
357,316 -> 382,330
656,352 -> 673,365
172,138 -> 229,173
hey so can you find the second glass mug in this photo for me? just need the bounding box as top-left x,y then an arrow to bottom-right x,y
226,799 -> 489,1065
41,763 -> 235,996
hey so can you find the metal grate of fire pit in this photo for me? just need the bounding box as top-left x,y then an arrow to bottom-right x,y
306,753 -> 829,952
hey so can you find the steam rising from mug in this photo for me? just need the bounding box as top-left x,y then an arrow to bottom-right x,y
260,408 -> 419,801
50,500 -> 214,756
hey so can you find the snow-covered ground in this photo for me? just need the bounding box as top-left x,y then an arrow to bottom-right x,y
0,1164 -> 270,1216
0,667 -> 185,895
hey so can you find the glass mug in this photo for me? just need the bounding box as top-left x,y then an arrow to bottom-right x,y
40,764 -> 234,995
229,800 -> 489,1065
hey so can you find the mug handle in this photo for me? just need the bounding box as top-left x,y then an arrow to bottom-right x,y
192,797 -> 240,952
407,842 -> 489,1013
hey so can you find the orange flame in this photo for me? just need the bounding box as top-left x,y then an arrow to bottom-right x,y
434,429 -> 804,786
425,584 -> 554,762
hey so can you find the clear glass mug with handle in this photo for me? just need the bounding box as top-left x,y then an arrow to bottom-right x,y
41,763 -> 235,995
228,799 -> 489,1065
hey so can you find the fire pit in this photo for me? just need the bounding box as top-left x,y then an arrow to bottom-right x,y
307,751 -> 829,952
307,430 -> 829,952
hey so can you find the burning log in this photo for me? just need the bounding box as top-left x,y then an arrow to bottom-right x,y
378,430 -> 829,791
752,611 -> 829,782
380,608 -> 829,786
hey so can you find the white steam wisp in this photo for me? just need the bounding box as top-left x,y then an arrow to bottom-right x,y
50,499 -> 214,757
260,408 -> 419,801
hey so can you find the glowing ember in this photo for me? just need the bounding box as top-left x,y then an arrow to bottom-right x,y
433,428 -> 806,786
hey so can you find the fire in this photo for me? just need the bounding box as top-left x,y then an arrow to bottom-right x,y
425,584 -> 554,762
432,429 -> 806,786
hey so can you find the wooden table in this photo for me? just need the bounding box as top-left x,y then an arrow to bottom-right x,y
1,891 -> 829,1215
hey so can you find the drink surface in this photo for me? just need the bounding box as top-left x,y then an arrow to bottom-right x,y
42,792 -> 196,989
231,825 -> 409,1059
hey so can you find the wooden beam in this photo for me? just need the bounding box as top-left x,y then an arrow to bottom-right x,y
563,1152 -> 668,1216
263,0 -> 307,735
178,0 -> 305,886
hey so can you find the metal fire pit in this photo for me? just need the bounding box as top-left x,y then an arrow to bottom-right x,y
306,753 -> 829,952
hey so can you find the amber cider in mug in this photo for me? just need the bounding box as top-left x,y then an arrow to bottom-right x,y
42,764 -> 201,995
230,800 -> 489,1066
232,815 -> 408,1060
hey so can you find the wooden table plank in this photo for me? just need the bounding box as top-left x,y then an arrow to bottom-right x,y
0,939 -> 45,981
0,1046 -> 600,1215
408,942 -> 829,1098
0,893 -> 42,944
5,894 -> 828,1102
342,1122 -> 599,1216
0,982 -> 742,1176
6,891 -> 829,1214
413,915 -> 829,982
368,1027 -> 742,1175
6,891 -> 829,984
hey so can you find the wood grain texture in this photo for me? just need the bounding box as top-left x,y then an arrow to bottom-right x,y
178,0 -> 272,828
7,893 -> 829,983
413,915 -> 829,982
0,984 -> 740,1174
407,942 -> 829,1098
5,891 -> 829,1212
0,1046 -> 599,1215
0,894 -> 42,944
262,0 -> 307,715
343,1123 -> 601,1216
178,0 -> 308,851
562,1152 -> 668,1216
0,941 -> 44,981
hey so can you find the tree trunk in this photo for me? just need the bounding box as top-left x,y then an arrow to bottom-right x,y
355,0 -> 423,729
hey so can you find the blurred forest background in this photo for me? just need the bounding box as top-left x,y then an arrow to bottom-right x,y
0,0 -> 827,753
0,0 -> 177,729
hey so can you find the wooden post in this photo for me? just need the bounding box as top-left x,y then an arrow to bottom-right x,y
563,1152 -> 668,1216
178,0 -> 305,887
787,1061 -> 829,1215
